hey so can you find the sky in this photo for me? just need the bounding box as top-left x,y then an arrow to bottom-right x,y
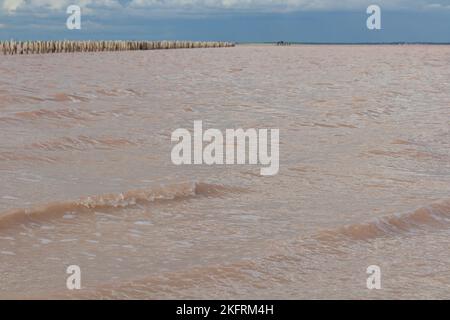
0,0 -> 450,42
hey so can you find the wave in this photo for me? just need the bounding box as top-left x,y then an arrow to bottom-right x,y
0,151 -> 58,163
0,94 -> 45,107
95,88 -> 144,98
29,135 -> 139,151
14,108 -> 95,121
50,93 -> 90,103
0,182 -> 239,230
0,108 -> 101,126
316,199 -> 450,242
14,198 -> 450,299
0,92 -> 89,107
18,257 -> 262,299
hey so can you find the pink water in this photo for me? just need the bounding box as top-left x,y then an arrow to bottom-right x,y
0,45 -> 449,299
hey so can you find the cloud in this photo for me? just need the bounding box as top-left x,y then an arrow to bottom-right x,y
1,0 -> 450,16
426,2 -> 450,9
127,0 -> 424,11
1,0 -> 121,13
3,0 -> 25,12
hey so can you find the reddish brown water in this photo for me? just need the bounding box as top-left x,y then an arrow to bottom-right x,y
0,45 -> 449,299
